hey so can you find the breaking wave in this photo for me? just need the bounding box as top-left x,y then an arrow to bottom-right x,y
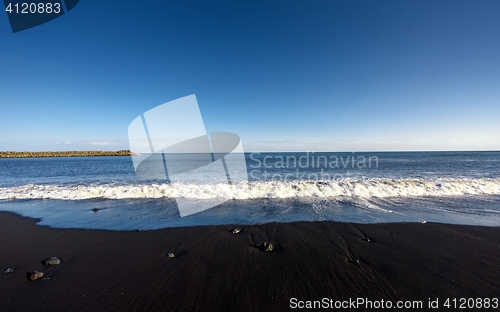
1,178 -> 500,200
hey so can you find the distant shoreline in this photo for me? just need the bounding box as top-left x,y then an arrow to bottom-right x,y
1,150 -> 499,158
0,150 -> 134,158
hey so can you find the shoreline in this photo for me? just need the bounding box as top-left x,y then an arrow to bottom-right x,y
1,212 -> 499,311
2,150 -> 498,159
0,150 -> 133,158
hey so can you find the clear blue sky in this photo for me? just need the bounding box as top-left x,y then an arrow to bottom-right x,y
1,0 -> 499,152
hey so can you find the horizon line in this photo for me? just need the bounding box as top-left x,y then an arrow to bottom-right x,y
1,149 -> 499,154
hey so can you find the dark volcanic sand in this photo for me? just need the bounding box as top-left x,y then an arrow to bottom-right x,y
1,212 -> 499,311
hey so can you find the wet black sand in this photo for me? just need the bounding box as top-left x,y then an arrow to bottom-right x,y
1,212 -> 499,311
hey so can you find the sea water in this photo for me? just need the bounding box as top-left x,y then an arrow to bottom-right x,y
0,151 -> 499,230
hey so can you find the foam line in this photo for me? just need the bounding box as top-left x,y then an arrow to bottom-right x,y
1,178 -> 500,200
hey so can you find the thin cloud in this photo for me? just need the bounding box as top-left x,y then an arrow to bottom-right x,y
90,141 -> 116,146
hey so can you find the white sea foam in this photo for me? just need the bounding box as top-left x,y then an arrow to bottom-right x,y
1,178 -> 500,200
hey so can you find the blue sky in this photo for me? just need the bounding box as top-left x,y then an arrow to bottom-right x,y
1,0 -> 499,152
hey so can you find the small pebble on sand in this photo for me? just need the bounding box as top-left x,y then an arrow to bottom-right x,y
260,242 -> 274,252
30,271 -> 44,281
43,257 -> 61,266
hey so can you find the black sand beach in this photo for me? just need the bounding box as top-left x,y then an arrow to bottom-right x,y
1,211 -> 499,311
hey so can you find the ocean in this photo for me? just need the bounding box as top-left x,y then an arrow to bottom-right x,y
1,151 -> 499,230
